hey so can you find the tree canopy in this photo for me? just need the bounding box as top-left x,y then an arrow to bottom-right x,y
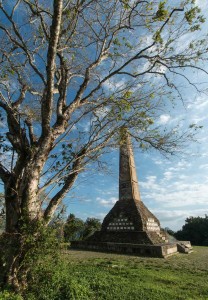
64,213 -> 85,241
175,215 -> 208,246
63,214 -> 101,241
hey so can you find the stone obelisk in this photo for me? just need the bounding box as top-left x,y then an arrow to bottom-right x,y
100,128 -> 163,235
119,129 -> 141,202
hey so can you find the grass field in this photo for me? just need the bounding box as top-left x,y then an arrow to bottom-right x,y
27,246 -> 208,300
1,246 -> 208,300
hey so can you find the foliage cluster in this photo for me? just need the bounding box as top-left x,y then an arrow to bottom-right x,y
63,214 -> 101,241
174,215 -> 208,246
0,290 -> 23,300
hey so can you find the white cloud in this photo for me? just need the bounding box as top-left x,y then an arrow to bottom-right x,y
163,171 -> 173,180
140,176 -> 164,192
158,114 -> 171,125
153,208 -> 207,230
157,64 -> 167,74
103,78 -> 126,91
187,95 -> 208,111
96,196 -> 117,207
199,164 -> 208,170
141,176 -> 208,209
93,106 -> 110,120
152,158 -> 163,165
146,175 -> 157,182
191,116 -> 206,124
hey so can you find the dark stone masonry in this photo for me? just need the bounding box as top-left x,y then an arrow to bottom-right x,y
71,129 -> 192,257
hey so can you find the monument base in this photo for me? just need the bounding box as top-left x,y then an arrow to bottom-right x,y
84,230 -> 169,244
70,241 -> 178,258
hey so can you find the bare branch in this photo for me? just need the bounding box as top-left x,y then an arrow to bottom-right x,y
41,0 -> 63,137
11,0 -> 21,18
25,118 -> 37,145
0,8 -> 46,84
12,85 -> 27,108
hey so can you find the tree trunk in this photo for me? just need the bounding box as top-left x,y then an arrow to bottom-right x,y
1,173 -> 42,291
1,139 -> 67,291
1,219 -> 41,292
0,233 -> 26,291
5,178 -> 20,233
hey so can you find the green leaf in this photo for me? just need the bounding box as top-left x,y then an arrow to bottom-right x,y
153,1 -> 169,21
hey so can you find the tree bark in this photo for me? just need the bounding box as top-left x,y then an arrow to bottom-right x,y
4,176 -> 21,233
1,162 -> 44,290
0,232 -> 26,291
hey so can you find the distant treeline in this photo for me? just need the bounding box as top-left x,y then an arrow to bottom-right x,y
171,215 -> 208,246
60,214 -> 101,242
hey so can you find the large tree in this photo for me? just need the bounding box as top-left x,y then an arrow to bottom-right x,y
0,0 -> 207,290
64,213 -> 85,241
175,215 -> 208,246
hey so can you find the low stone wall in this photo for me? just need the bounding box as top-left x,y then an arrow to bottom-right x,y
70,241 -> 178,258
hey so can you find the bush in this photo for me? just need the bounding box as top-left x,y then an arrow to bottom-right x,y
24,255 -> 93,300
0,291 -> 23,300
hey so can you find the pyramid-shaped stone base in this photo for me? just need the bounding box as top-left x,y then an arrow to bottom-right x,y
90,199 -> 169,245
71,200 -> 179,258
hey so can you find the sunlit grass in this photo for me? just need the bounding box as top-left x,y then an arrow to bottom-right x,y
23,246 -> 208,300
1,246 -> 208,299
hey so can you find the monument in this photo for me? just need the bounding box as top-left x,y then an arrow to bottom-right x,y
71,129 -> 192,257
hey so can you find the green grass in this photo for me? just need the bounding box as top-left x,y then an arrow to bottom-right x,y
24,246 -> 208,300
1,246 -> 208,300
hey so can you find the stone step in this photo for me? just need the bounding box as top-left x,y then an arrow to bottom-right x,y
147,232 -> 168,244
156,232 -> 162,237
177,242 -> 193,254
